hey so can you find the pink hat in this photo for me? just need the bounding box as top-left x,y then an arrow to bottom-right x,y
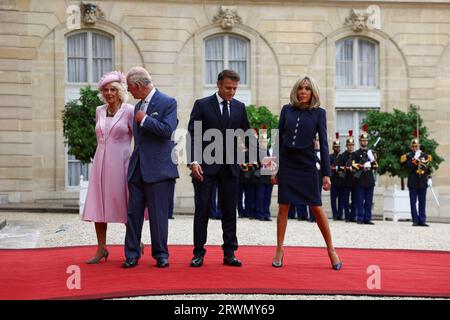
98,71 -> 126,89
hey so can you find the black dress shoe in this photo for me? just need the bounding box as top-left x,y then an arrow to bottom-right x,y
122,258 -> 138,268
412,222 -> 419,226
357,221 -> 364,224
190,256 -> 204,267
157,258 -> 169,268
419,223 -> 429,227
364,221 -> 375,225
223,256 -> 242,267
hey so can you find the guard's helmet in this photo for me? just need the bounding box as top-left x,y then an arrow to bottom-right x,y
410,138 -> 420,147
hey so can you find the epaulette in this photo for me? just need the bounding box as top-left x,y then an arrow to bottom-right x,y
428,155 -> 432,162
400,154 -> 407,163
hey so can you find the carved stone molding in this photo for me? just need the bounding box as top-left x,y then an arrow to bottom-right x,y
344,9 -> 371,32
81,2 -> 104,25
344,5 -> 381,32
212,6 -> 242,30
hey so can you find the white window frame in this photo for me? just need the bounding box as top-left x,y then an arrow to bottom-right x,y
203,34 -> 251,105
336,108 -> 379,149
203,34 -> 250,88
336,37 -> 378,89
66,31 -> 114,85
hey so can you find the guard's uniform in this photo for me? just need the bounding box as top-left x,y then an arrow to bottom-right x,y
337,134 -> 357,222
400,139 -> 432,226
330,143 -> 343,220
352,145 -> 377,224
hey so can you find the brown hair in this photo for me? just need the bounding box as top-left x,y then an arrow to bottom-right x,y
217,69 -> 240,82
289,75 -> 321,109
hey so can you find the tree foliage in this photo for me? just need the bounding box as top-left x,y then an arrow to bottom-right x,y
362,105 -> 443,184
246,105 -> 279,144
62,86 -> 101,164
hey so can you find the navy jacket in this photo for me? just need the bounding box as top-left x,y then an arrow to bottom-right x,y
353,148 -> 375,187
276,104 -> 331,177
128,89 -> 179,183
187,94 -> 251,177
406,151 -> 431,189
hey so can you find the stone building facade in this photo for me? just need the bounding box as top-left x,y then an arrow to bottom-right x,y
1,0 -> 450,219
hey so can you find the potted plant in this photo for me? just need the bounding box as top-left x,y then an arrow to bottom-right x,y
361,105 -> 443,221
62,86 -> 101,213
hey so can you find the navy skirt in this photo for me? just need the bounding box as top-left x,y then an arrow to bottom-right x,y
278,145 -> 322,206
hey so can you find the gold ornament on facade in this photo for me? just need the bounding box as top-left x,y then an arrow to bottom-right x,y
212,6 -> 242,30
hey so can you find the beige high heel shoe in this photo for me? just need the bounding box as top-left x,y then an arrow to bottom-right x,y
86,248 -> 109,264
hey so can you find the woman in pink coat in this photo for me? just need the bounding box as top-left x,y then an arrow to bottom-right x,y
81,71 -> 136,264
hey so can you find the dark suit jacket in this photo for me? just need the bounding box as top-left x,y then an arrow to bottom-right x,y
187,94 -> 250,177
276,104 -> 331,177
128,89 -> 179,183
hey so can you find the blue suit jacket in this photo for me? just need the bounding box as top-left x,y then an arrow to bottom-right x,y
276,104 -> 331,177
187,94 -> 251,177
128,89 -> 179,183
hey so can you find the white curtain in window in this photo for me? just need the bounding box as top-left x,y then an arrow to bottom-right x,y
92,33 -> 113,82
229,36 -> 247,84
336,39 -> 353,87
67,33 -> 87,83
68,155 -> 89,186
358,40 -> 376,87
205,37 -> 224,84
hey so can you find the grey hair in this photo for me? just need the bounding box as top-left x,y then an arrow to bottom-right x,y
126,66 -> 152,88
99,81 -> 128,103
289,75 -> 321,109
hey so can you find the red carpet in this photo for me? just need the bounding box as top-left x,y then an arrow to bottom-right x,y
1,245 -> 449,299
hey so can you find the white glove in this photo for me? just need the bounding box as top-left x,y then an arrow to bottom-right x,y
364,161 -> 371,169
427,179 -> 432,187
335,165 -> 339,171
367,150 -> 375,162
414,150 -> 421,160
316,162 -> 321,170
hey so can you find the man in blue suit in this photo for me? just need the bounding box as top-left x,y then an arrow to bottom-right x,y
123,66 -> 179,268
187,69 -> 252,267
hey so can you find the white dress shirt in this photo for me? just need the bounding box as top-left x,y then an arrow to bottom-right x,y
140,87 -> 157,127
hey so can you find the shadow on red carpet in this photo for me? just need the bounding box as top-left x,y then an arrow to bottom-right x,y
1,245 -> 449,299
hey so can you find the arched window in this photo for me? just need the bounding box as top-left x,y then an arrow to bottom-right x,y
335,37 -> 379,148
336,37 -> 377,88
204,35 -> 249,85
65,31 -> 113,187
66,31 -> 113,84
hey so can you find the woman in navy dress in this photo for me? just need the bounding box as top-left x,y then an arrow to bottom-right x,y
271,76 -> 342,270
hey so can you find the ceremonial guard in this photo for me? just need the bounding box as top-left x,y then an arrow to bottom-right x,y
400,138 -> 432,227
352,130 -> 378,225
255,129 -> 273,221
337,131 -> 356,222
330,132 -> 343,220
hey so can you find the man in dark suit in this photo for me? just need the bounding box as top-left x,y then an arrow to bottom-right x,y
187,69 -> 252,267
123,66 -> 179,268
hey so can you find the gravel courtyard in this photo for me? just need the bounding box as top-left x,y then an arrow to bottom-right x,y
1,211 -> 449,300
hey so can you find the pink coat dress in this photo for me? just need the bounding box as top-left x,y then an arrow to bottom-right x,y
82,103 -> 137,223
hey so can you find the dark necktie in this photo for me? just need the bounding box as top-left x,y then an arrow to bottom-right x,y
221,100 -> 229,127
